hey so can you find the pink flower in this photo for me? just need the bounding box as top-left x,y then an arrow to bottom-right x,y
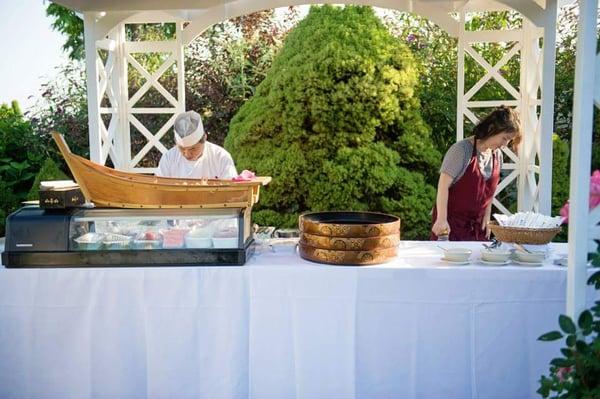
556,366 -> 572,382
560,202 -> 569,223
561,170 -> 600,223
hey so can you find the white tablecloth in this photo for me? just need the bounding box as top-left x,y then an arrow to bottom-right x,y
0,241 -> 597,399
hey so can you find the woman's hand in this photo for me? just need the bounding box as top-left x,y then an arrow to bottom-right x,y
432,219 -> 451,237
481,218 -> 491,239
482,202 -> 493,239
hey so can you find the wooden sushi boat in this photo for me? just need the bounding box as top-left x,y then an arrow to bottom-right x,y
52,132 -> 271,209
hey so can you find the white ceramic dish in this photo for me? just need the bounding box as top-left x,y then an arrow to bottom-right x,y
478,258 -> 510,266
185,236 -> 213,248
441,257 -> 470,265
132,239 -> 161,250
480,249 -> 511,263
513,259 -> 543,267
514,250 -> 546,263
212,237 -> 238,248
442,248 -> 472,262
187,227 -> 212,238
74,233 -> 103,250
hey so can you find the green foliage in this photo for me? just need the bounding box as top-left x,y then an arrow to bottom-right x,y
552,4 -> 600,142
226,5 -> 440,238
377,168 -> 436,239
537,266 -> 600,398
29,62 -> 89,162
0,101 -> 48,235
46,4 -> 175,62
383,10 -> 521,151
552,134 -> 570,242
0,180 -> 19,235
26,158 -> 70,201
185,9 -> 300,147
46,4 -> 84,60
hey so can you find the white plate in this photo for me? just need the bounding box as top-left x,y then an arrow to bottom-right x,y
513,259 -> 543,267
441,257 -> 470,265
479,258 -> 510,266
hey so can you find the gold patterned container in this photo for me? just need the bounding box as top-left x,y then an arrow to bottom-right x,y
300,232 -> 400,251
298,211 -> 400,265
299,211 -> 400,238
298,243 -> 398,265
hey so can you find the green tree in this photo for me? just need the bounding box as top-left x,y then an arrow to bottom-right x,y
46,3 -> 84,60
0,101 -> 50,235
226,5 -> 440,238
27,158 -> 70,201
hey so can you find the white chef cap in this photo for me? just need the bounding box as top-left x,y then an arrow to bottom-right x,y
174,111 -> 205,147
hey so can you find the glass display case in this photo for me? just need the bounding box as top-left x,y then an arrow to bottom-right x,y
2,206 -> 254,268
69,208 -> 245,251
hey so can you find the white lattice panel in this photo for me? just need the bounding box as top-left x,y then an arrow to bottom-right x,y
96,35 -> 119,166
457,13 -> 544,216
124,24 -> 185,172
88,20 -> 185,172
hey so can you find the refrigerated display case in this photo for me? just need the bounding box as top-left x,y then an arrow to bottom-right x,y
2,206 -> 254,267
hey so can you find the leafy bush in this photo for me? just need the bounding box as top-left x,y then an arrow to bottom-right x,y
28,61 -> 89,164
185,10 -> 299,147
552,134 -> 570,241
27,158 -> 70,201
537,267 -> 600,398
226,5 -> 440,239
0,180 -> 19,236
0,101 -> 48,235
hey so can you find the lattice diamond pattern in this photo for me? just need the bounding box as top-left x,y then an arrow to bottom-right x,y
97,47 -> 119,166
458,21 -> 543,216
126,51 -> 179,170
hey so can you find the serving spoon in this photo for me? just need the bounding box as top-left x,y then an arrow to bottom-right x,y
513,243 -> 533,254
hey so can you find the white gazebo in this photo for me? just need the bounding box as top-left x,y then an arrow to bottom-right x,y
52,0 -> 592,317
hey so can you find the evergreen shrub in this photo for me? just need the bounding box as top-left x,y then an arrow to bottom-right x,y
226,5 -> 440,239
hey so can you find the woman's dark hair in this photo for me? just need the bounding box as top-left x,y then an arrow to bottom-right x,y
473,106 -> 522,148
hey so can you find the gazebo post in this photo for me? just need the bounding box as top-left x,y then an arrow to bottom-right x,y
567,0 -> 597,318
538,0 -> 558,216
456,10 -> 466,142
113,22 -> 131,170
518,18 -> 542,213
83,13 -> 102,164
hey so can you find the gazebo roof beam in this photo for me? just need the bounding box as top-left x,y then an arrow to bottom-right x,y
177,0 -> 460,43
51,0 -> 230,12
123,10 -> 188,24
51,0 -> 559,13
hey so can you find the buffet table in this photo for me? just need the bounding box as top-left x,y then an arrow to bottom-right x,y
0,240 -> 597,399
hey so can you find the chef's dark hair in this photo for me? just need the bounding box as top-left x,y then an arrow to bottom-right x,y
473,106 -> 522,148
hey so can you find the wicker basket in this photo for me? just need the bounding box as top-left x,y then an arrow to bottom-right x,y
488,221 -> 562,244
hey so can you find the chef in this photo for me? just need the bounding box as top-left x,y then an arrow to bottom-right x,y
156,111 -> 238,179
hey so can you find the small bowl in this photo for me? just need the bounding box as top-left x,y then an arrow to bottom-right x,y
187,227 -> 213,238
514,250 -> 545,263
212,237 -> 238,249
74,233 -> 103,250
103,240 -> 131,250
443,248 -> 472,262
132,239 -> 162,250
185,236 -> 213,248
481,248 -> 511,263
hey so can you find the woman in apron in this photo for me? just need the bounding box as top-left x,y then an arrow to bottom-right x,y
431,106 -> 522,241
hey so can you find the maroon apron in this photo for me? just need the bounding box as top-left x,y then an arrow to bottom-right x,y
430,138 -> 500,241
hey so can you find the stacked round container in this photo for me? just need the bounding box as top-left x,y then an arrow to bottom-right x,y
298,211 -> 401,265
